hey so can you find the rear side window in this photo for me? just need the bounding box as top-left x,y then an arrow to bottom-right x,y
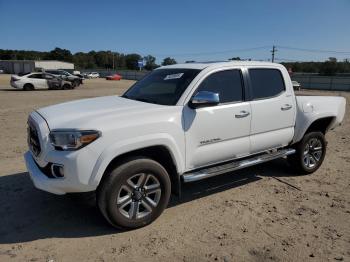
249,69 -> 285,99
28,74 -> 43,79
46,70 -> 59,74
44,74 -> 54,79
196,70 -> 243,103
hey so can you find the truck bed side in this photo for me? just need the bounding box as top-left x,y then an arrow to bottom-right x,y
293,95 -> 346,144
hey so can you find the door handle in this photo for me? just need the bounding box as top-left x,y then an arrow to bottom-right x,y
235,111 -> 250,118
281,104 -> 292,111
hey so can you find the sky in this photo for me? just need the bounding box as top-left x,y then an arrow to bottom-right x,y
0,0 -> 350,63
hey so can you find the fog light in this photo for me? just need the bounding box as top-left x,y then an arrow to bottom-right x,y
51,164 -> 64,178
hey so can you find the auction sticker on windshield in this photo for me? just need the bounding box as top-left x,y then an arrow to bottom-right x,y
164,73 -> 184,80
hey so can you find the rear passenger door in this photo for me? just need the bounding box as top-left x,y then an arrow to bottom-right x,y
247,68 -> 295,153
184,69 -> 251,170
28,73 -> 48,89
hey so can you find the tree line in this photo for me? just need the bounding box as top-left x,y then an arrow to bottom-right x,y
282,58 -> 350,76
0,48 -> 177,71
230,57 -> 350,75
1,48 -> 350,75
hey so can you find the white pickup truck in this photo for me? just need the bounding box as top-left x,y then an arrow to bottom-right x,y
24,61 -> 346,228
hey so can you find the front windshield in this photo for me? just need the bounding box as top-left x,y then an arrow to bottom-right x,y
122,68 -> 200,105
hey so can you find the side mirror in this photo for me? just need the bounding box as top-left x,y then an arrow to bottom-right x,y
189,91 -> 220,109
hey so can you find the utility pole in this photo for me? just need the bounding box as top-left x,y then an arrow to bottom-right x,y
271,45 -> 277,62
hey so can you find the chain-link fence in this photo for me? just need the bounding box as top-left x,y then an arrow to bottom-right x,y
291,74 -> 350,91
81,69 -> 148,80
81,69 -> 350,91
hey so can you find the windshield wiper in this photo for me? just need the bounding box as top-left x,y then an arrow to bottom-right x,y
121,95 -> 157,104
133,97 -> 157,104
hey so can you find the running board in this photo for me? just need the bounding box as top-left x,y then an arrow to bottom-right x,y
182,148 -> 296,183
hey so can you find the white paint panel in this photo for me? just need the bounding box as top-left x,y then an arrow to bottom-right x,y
250,127 -> 294,153
184,102 -> 251,169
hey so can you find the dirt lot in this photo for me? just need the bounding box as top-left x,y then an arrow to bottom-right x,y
0,74 -> 349,262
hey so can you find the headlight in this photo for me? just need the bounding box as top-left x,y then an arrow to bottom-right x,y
49,129 -> 101,150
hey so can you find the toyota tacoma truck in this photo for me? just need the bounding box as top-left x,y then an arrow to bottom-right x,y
24,61 -> 346,229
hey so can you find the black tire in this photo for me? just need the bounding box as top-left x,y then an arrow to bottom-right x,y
97,157 -> 171,229
23,83 -> 34,91
288,131 -> 326,174
62,84 -> 71,90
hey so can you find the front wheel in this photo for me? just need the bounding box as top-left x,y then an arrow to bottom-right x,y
97,157 -> 171,229
288,131 -> 326,174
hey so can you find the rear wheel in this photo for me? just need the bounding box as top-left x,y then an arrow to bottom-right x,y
62,84 -> 71,90
97,157 -> 171,229
288,132 -> 326,174
23,83 -> 34,91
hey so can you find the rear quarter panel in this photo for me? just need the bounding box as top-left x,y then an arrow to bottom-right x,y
293,95 -> 346,143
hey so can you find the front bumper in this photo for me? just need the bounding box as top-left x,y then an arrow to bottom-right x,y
24,151 -> 96,195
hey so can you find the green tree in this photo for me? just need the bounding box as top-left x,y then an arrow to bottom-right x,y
45,47 -> 73,62
229,57 -> 241,60
320,57 -> 338,76
125,53 -> 142,70
161,57 -> 177,66
144,55 -> 157,70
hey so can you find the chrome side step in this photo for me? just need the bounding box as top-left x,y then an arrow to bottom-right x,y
182,148 -> 296,183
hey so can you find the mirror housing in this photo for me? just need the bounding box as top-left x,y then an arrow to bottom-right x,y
189,91 -> 220,108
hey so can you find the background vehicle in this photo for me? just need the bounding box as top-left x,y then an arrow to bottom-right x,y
11,72 -> 72,90
45,70 -> 83,87
106,73 -> 122,80
87,72 -> 100,78
24,61 -> 346,229
292,80 -> 301,91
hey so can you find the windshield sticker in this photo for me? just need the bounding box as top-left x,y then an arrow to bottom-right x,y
164,73 -> 184,80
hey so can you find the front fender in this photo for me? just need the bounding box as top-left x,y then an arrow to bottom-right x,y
88,133 -> 185,186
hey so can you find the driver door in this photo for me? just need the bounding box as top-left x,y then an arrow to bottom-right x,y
184,69 -> 251,170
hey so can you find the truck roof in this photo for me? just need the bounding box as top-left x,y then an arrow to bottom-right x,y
159,60 -> 280,70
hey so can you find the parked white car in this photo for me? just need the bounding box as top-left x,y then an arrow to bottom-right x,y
11,72 -> 72,90
292,80 -> 302,91
87,72 -> 100,78
24,61 -> 346,229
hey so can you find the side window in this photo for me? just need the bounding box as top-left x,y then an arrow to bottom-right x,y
44,74 -> 54,79
249,69 -> 285,99
28,74 -> 43,79
196,70 -> 244,103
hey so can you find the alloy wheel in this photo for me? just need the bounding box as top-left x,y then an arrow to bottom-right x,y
116,173 -> 162,220
303,137 -> 323,168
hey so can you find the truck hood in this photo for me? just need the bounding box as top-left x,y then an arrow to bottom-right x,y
36,96 -> 167,130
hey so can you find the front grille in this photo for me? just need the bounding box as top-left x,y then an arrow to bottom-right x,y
27,122 -> 41,156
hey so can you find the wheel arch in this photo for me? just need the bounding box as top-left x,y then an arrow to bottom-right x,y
93,144 -> 182,196
293,116 -> 336,144
304,116 -> 335,135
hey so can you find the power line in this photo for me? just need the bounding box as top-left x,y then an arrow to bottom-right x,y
277,45 -> 350,54
275,58 -> 306,62
150,46 -> 270,57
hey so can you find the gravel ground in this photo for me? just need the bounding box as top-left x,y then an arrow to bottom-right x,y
0,74 -> 349,262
